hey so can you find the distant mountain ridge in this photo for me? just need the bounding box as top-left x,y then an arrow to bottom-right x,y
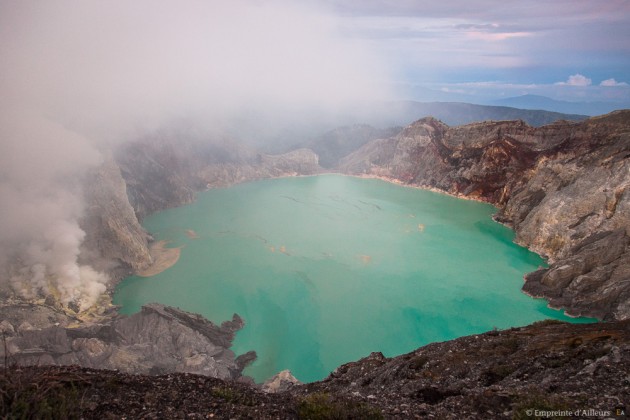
489,94 -> 630,116
211,100 -> 587,153
291,102 -> 588,166
372,100 -> 587,128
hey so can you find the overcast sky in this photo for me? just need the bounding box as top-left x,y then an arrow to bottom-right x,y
1,0 -> 629,124
325,0 -> 630,103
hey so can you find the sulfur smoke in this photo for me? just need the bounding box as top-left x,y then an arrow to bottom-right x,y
0,1 -> 393,311
0,109 -> 108,311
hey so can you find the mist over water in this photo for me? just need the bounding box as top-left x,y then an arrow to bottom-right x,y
114,175 -> 593,383
0,1 -> 393,308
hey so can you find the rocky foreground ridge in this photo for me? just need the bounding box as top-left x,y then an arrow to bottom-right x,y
340,110 -> 630,320
2,319 -> 629,418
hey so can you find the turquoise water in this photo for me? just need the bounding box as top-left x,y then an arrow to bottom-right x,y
113,174 -> 592,383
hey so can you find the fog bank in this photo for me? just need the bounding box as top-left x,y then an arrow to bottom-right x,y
0,1 -> 394,310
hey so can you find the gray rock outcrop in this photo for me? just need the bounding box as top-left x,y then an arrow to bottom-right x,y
262,369 -> 302,393
0,303 -> 253,380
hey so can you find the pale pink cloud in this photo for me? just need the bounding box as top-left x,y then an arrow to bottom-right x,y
600,78 -> 628,87
555,74 -> 592,86
466,31 -> 531,42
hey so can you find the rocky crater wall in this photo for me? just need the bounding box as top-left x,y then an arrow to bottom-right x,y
340,110 -> 630,320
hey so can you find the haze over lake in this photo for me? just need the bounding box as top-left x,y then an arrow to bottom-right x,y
114,175 -> 592,383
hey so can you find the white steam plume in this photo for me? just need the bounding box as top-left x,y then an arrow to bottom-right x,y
0,109 -> 107,310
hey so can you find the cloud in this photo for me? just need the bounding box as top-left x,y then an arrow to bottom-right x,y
555,74 -> 592,86
600,78 -> 629,87
455,23 -> 532,42
465,30 -> 531,42
331,1 -> 630,93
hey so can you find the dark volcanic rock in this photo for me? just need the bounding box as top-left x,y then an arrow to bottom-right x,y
296,319 -> 630,419
340,111 -> 630,320
0,365 -> 301,419
0,304 -> 253,380
524,229 -> 630,320
3,320 -> 629,419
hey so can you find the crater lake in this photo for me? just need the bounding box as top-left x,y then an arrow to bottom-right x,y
113,174 -> 592,383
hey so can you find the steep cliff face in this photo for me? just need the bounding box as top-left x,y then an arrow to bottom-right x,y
340,111 -> 630,320
80,156 -> 153,277
115,137 -> 320,217
115,140 -> 199,221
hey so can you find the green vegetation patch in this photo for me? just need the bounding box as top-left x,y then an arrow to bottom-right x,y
297,392 -> 383,420
0,367 -> 84,420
